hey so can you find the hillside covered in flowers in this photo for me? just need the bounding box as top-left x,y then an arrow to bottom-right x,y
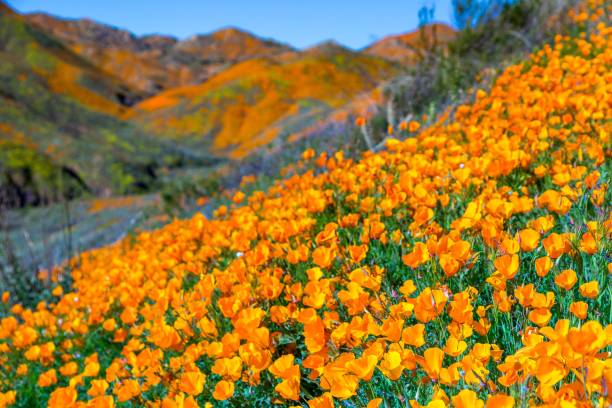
0,1 -> 610,407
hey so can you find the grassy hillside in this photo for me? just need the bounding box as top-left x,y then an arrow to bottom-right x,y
0,5 -> 147,116
0,2 -> 608,407
0,6 -> 216,206
130,46 -> 401,158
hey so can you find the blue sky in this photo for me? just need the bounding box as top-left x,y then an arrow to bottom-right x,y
7,0 -> 454,49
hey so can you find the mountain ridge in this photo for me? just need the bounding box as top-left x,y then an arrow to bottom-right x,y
24,12 -> 296,94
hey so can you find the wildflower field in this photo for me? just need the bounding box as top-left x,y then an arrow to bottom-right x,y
0,2 -> 611,407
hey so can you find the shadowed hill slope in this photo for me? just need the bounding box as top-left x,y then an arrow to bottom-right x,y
0,5 -> 212,206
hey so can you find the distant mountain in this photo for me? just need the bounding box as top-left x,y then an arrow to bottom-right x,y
365,23 -> 456,64
303,40 -> 353,56
0,4 -> 207,207
25,13 -> 295,94
0,7 -> 138,115
129,48 -> 400,158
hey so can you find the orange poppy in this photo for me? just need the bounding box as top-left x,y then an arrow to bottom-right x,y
534,256 -> 553,277
569,301 -> 588,320
419,348 -> 444,379
402,324 -> 426,347
578,281 -> 599,298
452,390 -> 484,408
312,246 -> 335,269
567,321 -> 606,356
494,254 -> 519,280
554,269 -> 577,290
402,242 -> 430,268
542,233 -> 568,259
47,387 -> 77,408
347,354 -> 378,381
518,228 -> 540,252
213,380 -> 235,401
486,394 -> 514,408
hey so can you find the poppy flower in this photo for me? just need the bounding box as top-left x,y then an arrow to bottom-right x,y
528,308 -> 552,327
567,321 -> 606,355
379,351 -> 404,380
400,279 -> 417,297
312,246 -> 335,269
554,269 -> 577,290
347,354 -> 378,381
38,369 -> 57,387
87,379 -> 109,398
419,348 -> 444,379
232,191 -> 245,204
402,242 -> 430,268
212,357 -> 242,381
402,324 -> 426,347
408,121 -> 421,132
16,365 -> 27,376
569,301 -> 588,320
542,233 -> 568,259
578,281 -> 599,298
579,232 -> 597,254
486,394 -> 514,408
367,398 -> 383,408
444,336 -> 467,357
307,392 -> 334,408
347,244 -> 368,263
518,228 -> 540,252
213,380 -> 235,401
450,240 -> 472,261
59,361 -> 78,377
320,354 -> 359,398
275,376 -> 300,401
115,379 -> 141,402
535,357 -> 566,386
534,256 -> 553,277
413,288 -> 447,323
0,391 -> 16,407
269,355 -> 299,380
413,207 -> 434,227
439,254 -> 460,277
47,387 -> 77,408
452,389 -> 484,408
102,318 -> 116,332
494,254 -> 519,280
338,282 -> 370,315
